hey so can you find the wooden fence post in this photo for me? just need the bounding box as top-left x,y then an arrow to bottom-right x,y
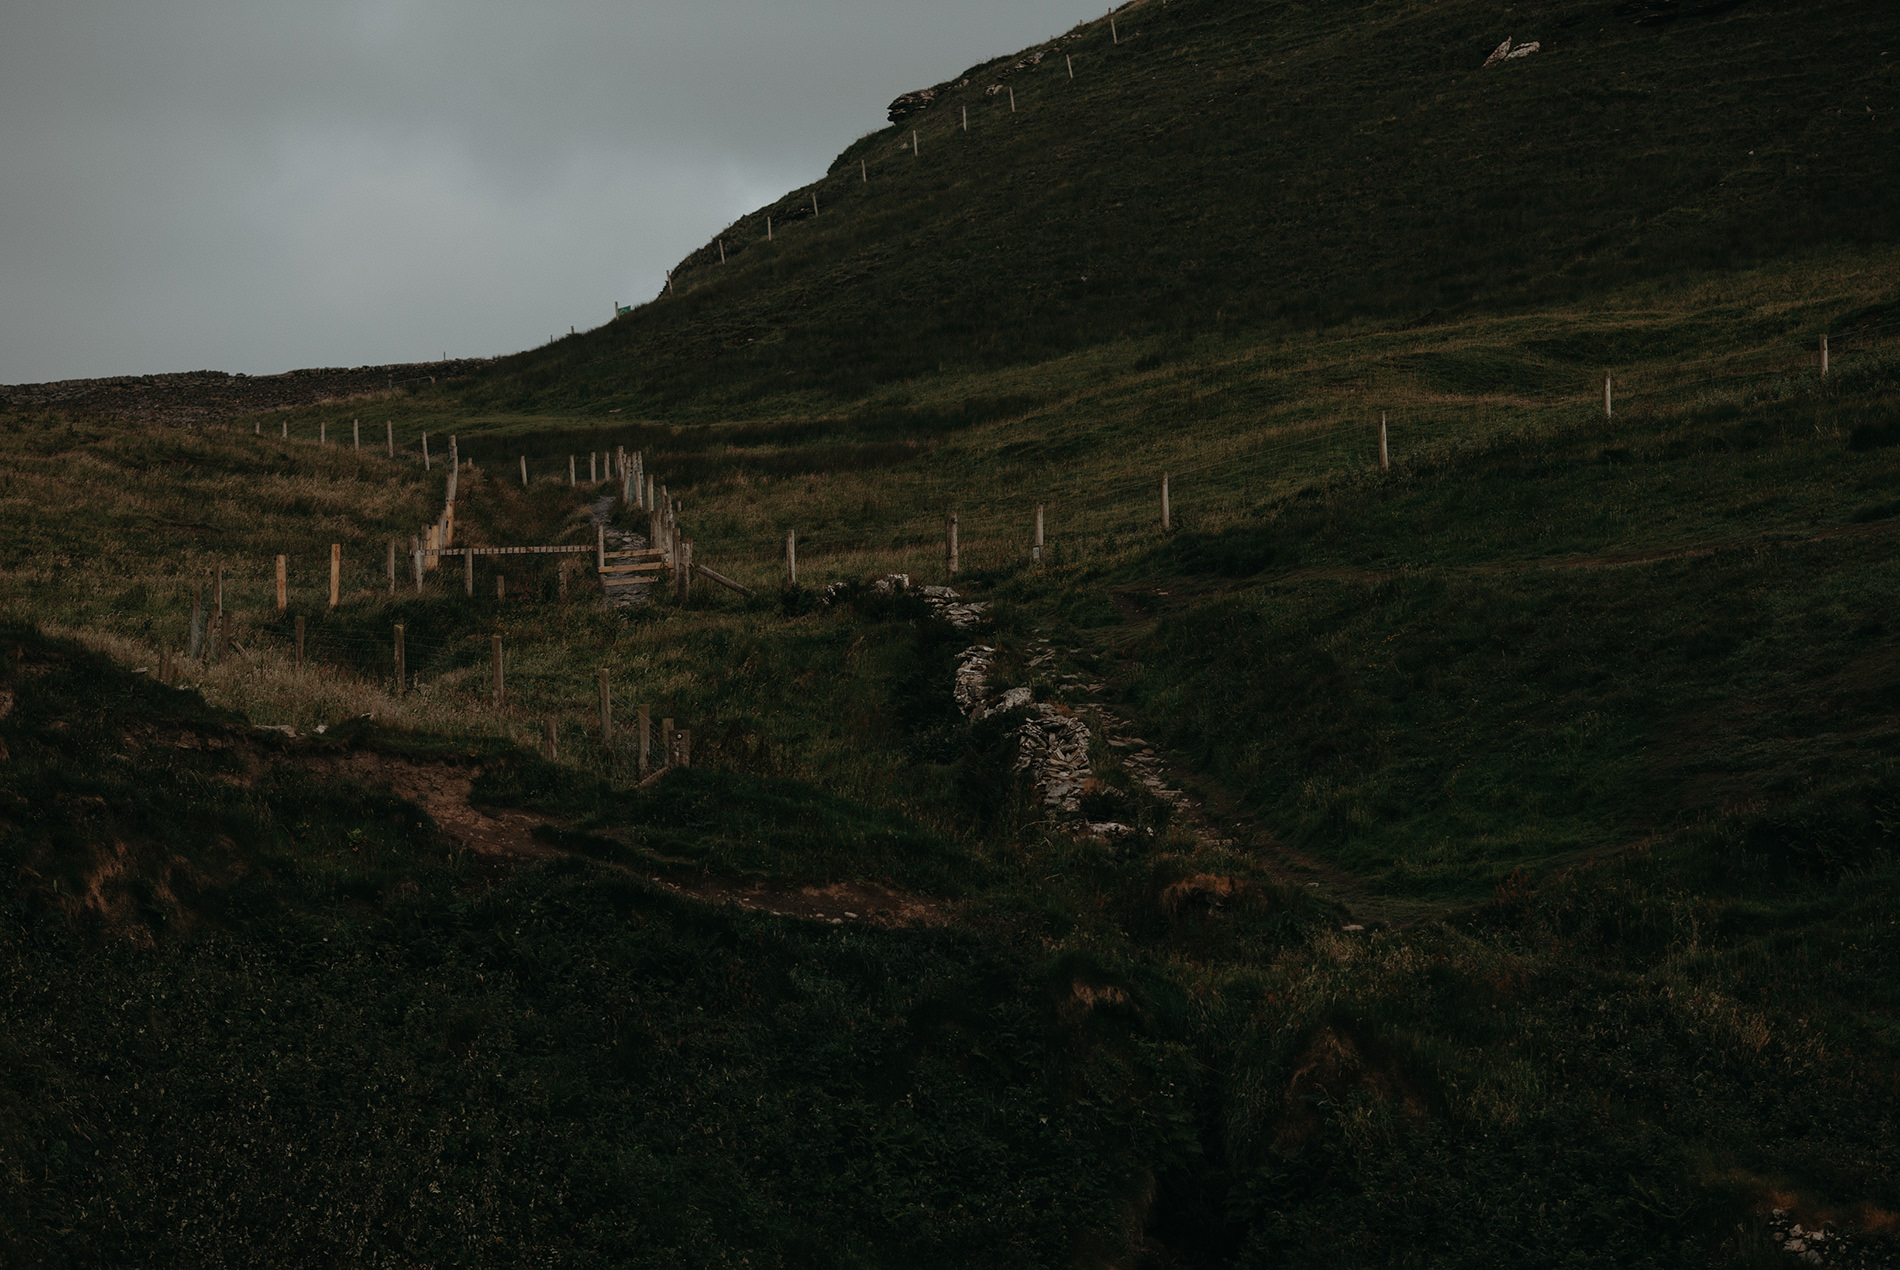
1010,87 -> 1016,112
1605,373 -> 1613,420
590,452 -> 598,483
767,215 -> 773,241
678,540 -> 693,601
812,191 -> 819,217
491,635 -> 504,705
422,432 -> 431,471
544,719 -> 558,760
1067,54 -> 1074,78
189,585 -> 204,660
786,529 -> 798,586
912,130 -> 919,156
353,418 -> 360,451
861,159 -> 867,182
596,524 -> 606,572
464,548 -> 474,597
1111,13 -> 1118,43
214,564 -> 223,616
1161,475 -> 1172,531
1822,335 -> 1830,378
662,717 -> 675,768
294,616 -> 305,670
275,555 -> 287,611
281,420 -> 287,439
412,535 -> 423,592
638,705 -> 651,777
1379,414 -> 1390,471
496,573 -> 505,602
598,668 -> 613,743
385,420 -> 393,456
962,106 -> 968,132
1034,503 -> 1045,565
387,539 -> 396,594
329,544 -> 341,609
946,513 -> 960,577
394,624 -> 405,694
520,456 -> 528,486
320,422 -> 326,446
569,455 -> 576,486
646,474 -> 656,512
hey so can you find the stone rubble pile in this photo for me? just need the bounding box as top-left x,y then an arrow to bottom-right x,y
1765,1209 -> 1894,1268
1482,37 -> 1540,67
951,641 -> 1094,814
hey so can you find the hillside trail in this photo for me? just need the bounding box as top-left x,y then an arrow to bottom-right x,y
590,495 -> 654,609
302,748 -> 946,929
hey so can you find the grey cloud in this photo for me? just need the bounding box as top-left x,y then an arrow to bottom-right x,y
0,0 -> 1099,382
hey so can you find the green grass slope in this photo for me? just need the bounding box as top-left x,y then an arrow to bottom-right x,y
462,0 -> 1898,416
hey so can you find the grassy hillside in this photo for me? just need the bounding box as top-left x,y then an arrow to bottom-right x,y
4,0 -> 1900,1263
458,0 -> 1898,417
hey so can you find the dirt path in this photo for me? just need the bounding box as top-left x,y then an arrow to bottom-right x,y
301,749 -> 947,929
591,494 -> 655,609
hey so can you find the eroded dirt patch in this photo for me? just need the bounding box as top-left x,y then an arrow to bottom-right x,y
302,752 -> 557,863
646,876 -> 953,928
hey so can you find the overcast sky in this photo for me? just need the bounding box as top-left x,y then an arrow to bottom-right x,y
0,1 -> 1100,384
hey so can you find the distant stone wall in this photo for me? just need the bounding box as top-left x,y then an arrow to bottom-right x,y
0,359 -> 493,426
